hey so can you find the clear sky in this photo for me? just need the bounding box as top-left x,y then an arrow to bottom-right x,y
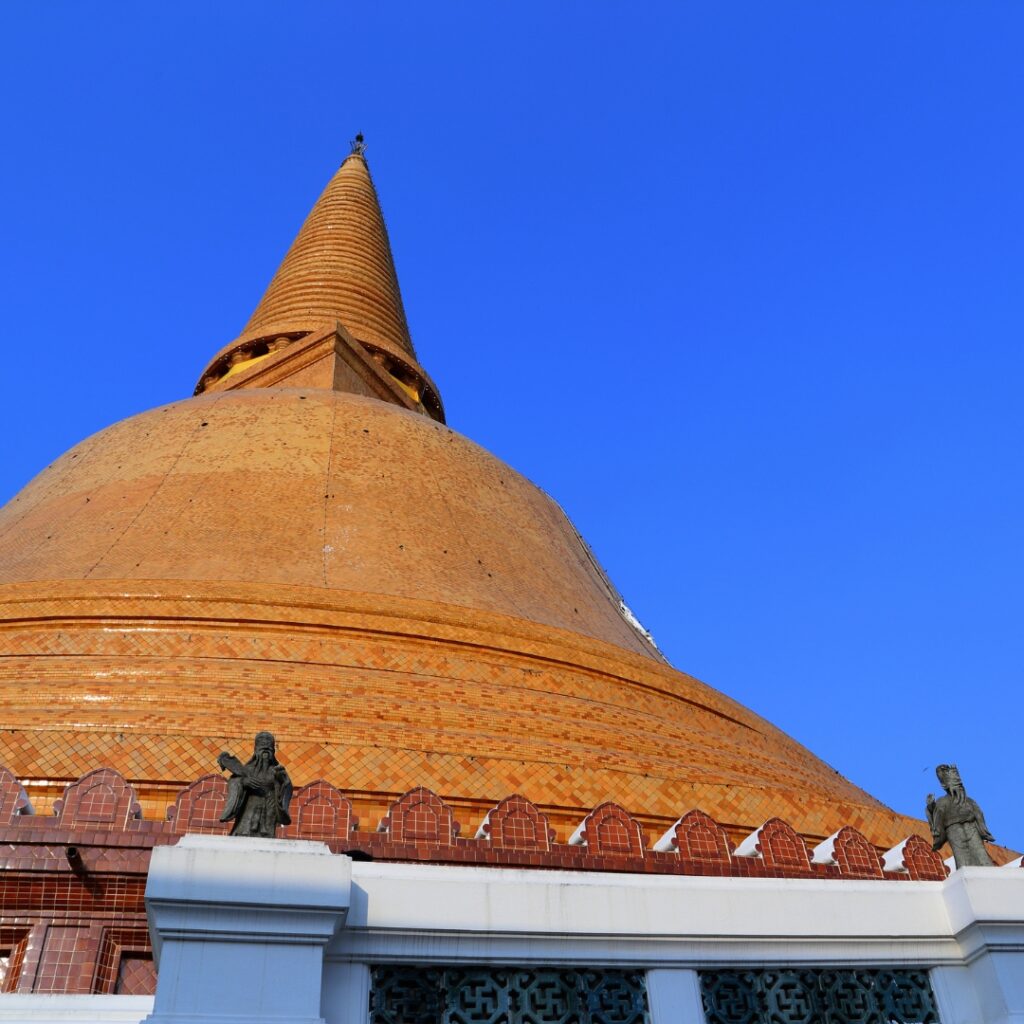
2,4 -> 1022,854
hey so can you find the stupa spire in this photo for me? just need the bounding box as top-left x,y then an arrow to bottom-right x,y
243,139 -> 416,360
195,139 -> 443,421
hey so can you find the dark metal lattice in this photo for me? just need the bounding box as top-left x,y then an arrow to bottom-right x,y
370,966 -> 649,1024
699,968 -> 939,1024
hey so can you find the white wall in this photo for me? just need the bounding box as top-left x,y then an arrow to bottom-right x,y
5,856 -> 1022,1024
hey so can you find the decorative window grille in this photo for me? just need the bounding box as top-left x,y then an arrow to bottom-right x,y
699,968 -> 939,1024
369,965 -> 649,1024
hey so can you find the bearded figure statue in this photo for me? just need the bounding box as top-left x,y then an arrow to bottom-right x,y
217,731 -> 293,838
926,763 -> 994,868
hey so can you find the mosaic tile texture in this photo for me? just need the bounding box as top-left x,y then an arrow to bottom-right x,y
0,578 -> 933,850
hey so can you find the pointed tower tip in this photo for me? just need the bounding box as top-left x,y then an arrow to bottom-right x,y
348,132 -> 367,158
196,143 -> 443,422
241,143 -> 415,360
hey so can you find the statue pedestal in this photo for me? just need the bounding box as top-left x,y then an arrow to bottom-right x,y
143,834 -> 351,1024
936,865 -> 1024,1024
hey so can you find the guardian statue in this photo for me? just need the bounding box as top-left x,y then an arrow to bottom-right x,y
217,731 -> 293,838
926,763 -> 994,868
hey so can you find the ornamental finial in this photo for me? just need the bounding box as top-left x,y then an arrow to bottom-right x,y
350,132 -> 367,157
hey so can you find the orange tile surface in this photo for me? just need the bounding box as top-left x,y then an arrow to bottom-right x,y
0,578 -> 929,849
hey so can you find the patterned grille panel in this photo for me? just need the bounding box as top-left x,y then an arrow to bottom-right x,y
370,966 -> 649,1024
699,968 -> 939,1024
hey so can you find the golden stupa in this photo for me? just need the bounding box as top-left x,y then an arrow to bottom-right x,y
0,148 -> 927,848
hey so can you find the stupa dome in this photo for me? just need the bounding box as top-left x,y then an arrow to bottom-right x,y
0,387 -> 654,658
0,148 -> 928,849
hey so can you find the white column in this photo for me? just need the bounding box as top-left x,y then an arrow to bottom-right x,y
321,962 -> 371,1024
964,953 -> 1024,1024
144,835 -> 351,1024
942,866 -> 1024,1024
647,968 -> 705,1024
931,965 -> 984,1024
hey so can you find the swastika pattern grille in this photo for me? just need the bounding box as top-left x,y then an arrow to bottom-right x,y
699,968 -> 939,1024
370,966 -> 649,1024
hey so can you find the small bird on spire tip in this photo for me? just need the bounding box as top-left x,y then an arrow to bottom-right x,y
350,132 -> 367,157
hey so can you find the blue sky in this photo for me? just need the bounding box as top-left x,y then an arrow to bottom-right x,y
2,4 -> 1022,853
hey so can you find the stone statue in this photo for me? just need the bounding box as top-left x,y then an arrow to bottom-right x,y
926,763 -> 994,868
217,732 -> 293,838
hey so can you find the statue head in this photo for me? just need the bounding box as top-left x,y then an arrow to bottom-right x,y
253,731 -> 277,768
936,763 -> 966,803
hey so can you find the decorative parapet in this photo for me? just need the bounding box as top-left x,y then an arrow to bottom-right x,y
655,809 -> 732,867
0,764 -> 976,882
377,787 -> 460,845
734,818 -> 813,874
812,825 -> 884,878
882,837 -> 912,874
568,802 -> 646,858
53,767 -> 142,829
167,774 -> 229,835
881,834 -> 948,880
284,780 -> 355,841
476,794 -> 554,851
0,765 -> 32,822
